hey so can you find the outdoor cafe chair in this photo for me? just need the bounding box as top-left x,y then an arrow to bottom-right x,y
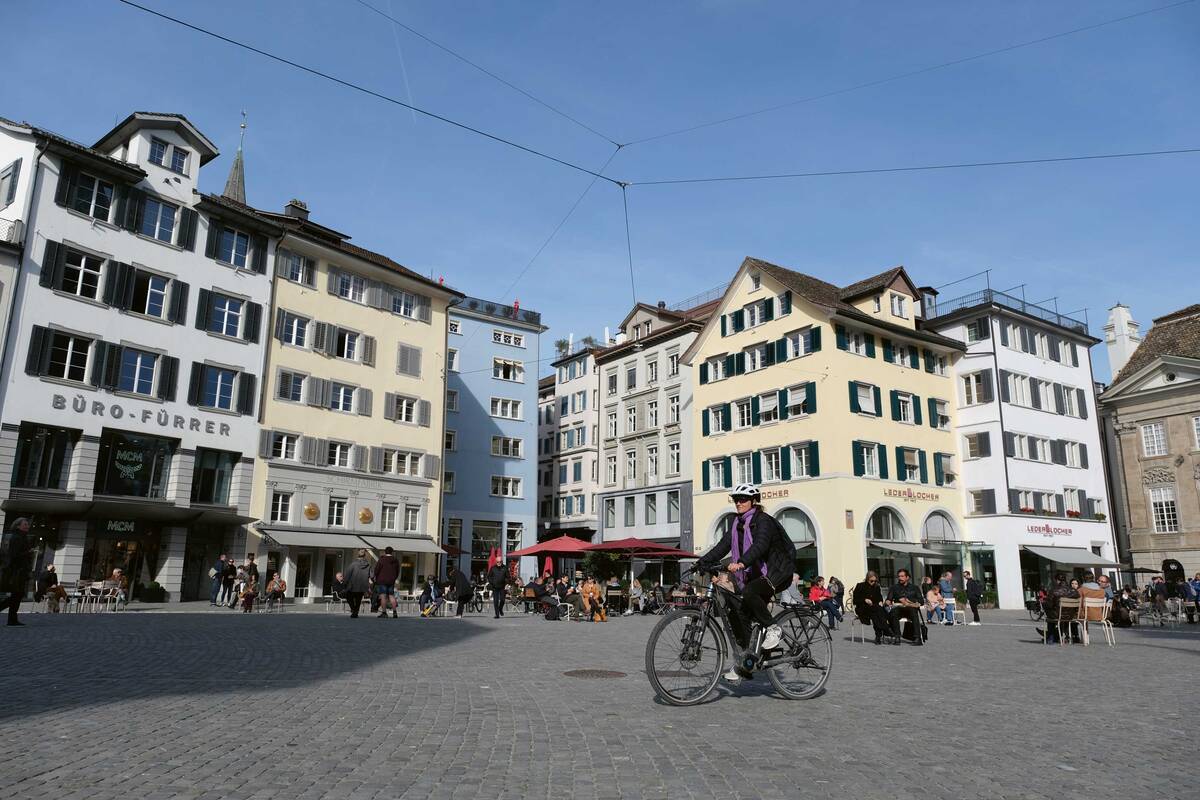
1044,597 -> 1081,645
1075,597 -> 1112,646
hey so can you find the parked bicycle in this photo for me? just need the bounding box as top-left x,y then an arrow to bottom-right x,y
645,566 -> 832,705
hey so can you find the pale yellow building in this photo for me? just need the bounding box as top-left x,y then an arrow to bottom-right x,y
683,258 -> 970,590
247,200 -> 462,600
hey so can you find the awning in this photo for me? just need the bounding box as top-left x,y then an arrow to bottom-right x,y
259,530 -> 367,549
1022,545 -> 1120,568
359,535 -> 443,554
867,541 -> 946,558
794,541 -> 815,550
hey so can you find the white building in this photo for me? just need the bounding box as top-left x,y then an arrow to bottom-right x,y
0,112 -> 278,601
539,345 -> 600,542
596,299 -> 716,559
926,286 -> 1119,608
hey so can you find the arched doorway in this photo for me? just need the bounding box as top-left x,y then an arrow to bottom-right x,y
922,510 -> 964,584
777,507 -> 819,582
922,511 -> 956,541
866,507 -> 907,541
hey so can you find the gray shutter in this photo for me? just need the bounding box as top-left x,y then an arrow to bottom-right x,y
978,432 -> 991,458
1050,440 -> 1066,465
243,302 -> 262,343
418,399 -> 431,427
178,207 -> 199,251
998,370 -> 1010,403
298,436 -> 315,465
236,373 -> 256,415
1077,490 -> 1089,517
1049,337 -> 1061,363
326,267 -> 339,294
273,308 -> 287,341
351,445 -> 368,472
416,294 -> 432,323
311,321 -> 328,354
204,216 -> 220,259
303,258 -> 316,287
397,345 -> 408,374
320,379 -> 333,409
39,240 -> 64,289
194,288 -> 211,330
305,377 -> 326,407
250,234 -> 267,274
980,370 -> 994,403
1079,443 -> 1089,469
366,282 -> 386,309
361,335 -> 376,367
1053,384 -> 1066,415
1053,494 -> 1065,517
368,446 -> 384,473
1077,388 -> 1088,419
168,280 -> 189,325
357,388 -> 373,416
1030,381 -> 1041,409
274,249 -> 292,278
157,356 -> 179,402
982,489 -> 996,515
999,322 -> 1008,347
53,161 -> 77,207
258,429 -> 273,458
383,392 -> 397,421
1004,432 -> 1016,458
424,454 -> 441,479
1009,489 -> 1021,513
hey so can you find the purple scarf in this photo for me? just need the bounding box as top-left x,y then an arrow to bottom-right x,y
730,508 -> 768,589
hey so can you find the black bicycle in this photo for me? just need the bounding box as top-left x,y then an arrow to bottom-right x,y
645,567 -> 833,705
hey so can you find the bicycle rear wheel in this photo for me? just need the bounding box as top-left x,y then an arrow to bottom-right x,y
645,608 -> 725,706
766,609 -> 832,700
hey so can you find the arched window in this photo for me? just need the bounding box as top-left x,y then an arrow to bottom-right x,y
714,513 -> 736,539
867,507 -> 906,541
777,508 -> 816,544
923,511 -> 957,541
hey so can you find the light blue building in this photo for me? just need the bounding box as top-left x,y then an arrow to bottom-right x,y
443,297 -> 546,580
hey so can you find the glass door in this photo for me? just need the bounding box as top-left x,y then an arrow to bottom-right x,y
294,551 -> 313,599
321,552 -> 340,597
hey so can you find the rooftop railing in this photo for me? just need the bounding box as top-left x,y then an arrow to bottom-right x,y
927,288 -> 1088,334
671,281 -> 729,312
457,295 -> 541,326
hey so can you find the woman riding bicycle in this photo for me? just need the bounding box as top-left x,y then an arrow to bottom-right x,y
695,483 -> 796,680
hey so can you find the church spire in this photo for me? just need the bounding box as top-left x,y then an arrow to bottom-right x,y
222,111 -> 247,205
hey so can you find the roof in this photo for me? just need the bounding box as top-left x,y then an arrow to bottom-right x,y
838,266 -> 914,301
596,299 -> 719,363
222,147 -> 245,204
616,302 -> 685,333
198,193 -> 283,235
93,112 -> 219,165
748,257 -> 966,351
0,115 -> 146,180
1112,304 -> 1200,385
538,375 -> 556,390
337,240 -> 463,298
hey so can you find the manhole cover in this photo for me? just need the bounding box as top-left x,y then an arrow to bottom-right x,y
563,669 -> 627,679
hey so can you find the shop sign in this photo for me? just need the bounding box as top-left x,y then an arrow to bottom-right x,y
52,393 -> 231,437
761,488 -> 790,500
1028,522 -> 1072,537
106,520 -> 138,534
883,487 -> 940,503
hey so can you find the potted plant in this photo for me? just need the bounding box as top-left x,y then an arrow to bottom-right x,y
141,581 -> 167,603
1095,512 -> 1107,521
1019,507 -> 1035,514
554,338 -> 570,357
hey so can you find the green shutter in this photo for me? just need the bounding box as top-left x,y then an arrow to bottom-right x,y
883,338 -> 894,363
763,342 -> 776,367
731,310 -> 745,331
751,451 -> 762,484
912,394 -> 923,425
890,390 -> 901,421
923,348 -> 935,373
934,453 -> 944,486
927,397 -> 938,428
750,395 -> 760,425
852,441 -> 864,476
835,324 -> 848,351
877,443 -> 889,480
702,409 -> 710,436
848,381 -> 860,413
806,382 -> 817,414
808,441 -> 820,477
908,345 -> 919,365
702,462 -> 711,491
775,338 -> 788,362
864,334 -> 876,358
763,298 -> 774,321
872,386 -> 882,417
722,404 -> 732,431
780,446 -> 792,480
781,291 -> 792,314
919,450 -> 928,484
735,352 -> 746,374
720,315 -> 728,337
699,363 -> 709,384
809,327 -> 822,352
895,447 -> 906,482
722,457 -> 733,489
777,388 -> 789,420
724,354 -> 735,376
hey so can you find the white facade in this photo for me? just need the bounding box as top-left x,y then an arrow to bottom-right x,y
930,299 -> 1118,608
1104,303 -> 1142,377
0,126 -> 37,363
540,348 -> 600,539
0,113 -> 277,602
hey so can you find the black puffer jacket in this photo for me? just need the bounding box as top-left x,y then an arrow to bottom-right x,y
698,507 -> 795,590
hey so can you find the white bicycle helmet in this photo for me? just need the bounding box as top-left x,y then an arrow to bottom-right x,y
730,483 -> 761,501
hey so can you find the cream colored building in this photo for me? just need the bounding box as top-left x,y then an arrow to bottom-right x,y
684,258 -> 969,590
248,199 -> 462,600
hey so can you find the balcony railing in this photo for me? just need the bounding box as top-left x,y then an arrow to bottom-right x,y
927,288 -> 1088,334
672,281 -> 729,312
0,218 -> 23,246
457,295 -> 541,326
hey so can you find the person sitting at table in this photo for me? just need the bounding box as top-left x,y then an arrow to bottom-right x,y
808,576 -> 841,629
887,569 -> 927,644
1035,573 -> 1072,643
851,571 -> 895,645
581,576 -> 606,622
108,569 -> 129,607
925,582 -> 946,625
938,571 -> 958,626
265,572 -> 287,607
35,564 -> 69,613
1077,578 -> 1107,631
239,578 -> 258,613
419,578 -> 442,616
625,579 -> 645,615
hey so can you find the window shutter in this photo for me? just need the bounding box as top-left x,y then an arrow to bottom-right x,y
369,446 -> 384,473
187,362 -> 203,406
848,381 -> 860,414
699,363 -> 708,385
1032,492 -> 1044,514
361,335 -> 376,367
194,289 -> 211,330
250,234 -> 268,274
877,443 -> 889,480
258,429 -> 273,459
998,370 -> 1010,403
762,298 -> 774,321
1008,489 -> 1021,513
927,397 -> 938,428
311,321 -> 329,354
101,261 -> 124,308
357,388 -> 373,416
721,456 -> 732,489
701,409 -> 710,436
872,386 -> 882,417
178,207 -> 199,251
305,377 -> 326,407
1077,388 -> 1088,419
763,342 -> 776,367
922,349 -> 934,373
779,445 -> 792,481
1030,381 -> 1042,409
418,399 -> 432,427
350,445 -> 368,472
167,280 -> 189,325
751,451 -> 762,484
999,323 -> 1009,347
1049,337 -> 1061,363
978,432 -> 991,457
274,249 -> 291,278
864,334 -> 876,358
720,315 -> 727,337
780,291 -> 792,314
203,216 -> 221,259
882,338 -> 894,363
889,390 -> 901,421
1052,384 -> 1065,415
1004,432 -> 1016,458
1079,443 -> 1088,469
750,395 -> 760,425
383,392 -> 397,420
39,240 -> 60,288
320,379 -> 333,409
852,441 -> 864,477
724,354 -> 735,377
777,388 -> 789,420
242,302 -> 262,343
1050,440 -> 1065,465
774,338 -> 787,363
53,162 -> 77,207
734,352 -> 746,375
980,370 -> 994,403
101,342 -> 122,389
980,489 -> 996,514
273,308 -> 287,341
236,373 -> 256,415
416,294 -> 432,323
835,324 -> 848,351
918,450 -> 928,484
808,441 -> 820,476
722,404 -> 732,431
303,258 -> 316,287
88,341 -> 109,387
1052,493 -> 1065,517
298,436 -> 316,465
702,463 -> 711,492
809,327 -> 821,352
912,394 -> 923,425
979,318 -> 991,340
934,453 -> 944,486
157,356 -> 179,401
895,447 -> 906,482
731,309 -> 744,331
1077,490 -> 1089,517
122,189 -> 145,233
424,454 -> 441,480
117,263 -> 136,311
804,382 -> 816,414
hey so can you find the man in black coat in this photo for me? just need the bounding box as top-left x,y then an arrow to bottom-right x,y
486,560 -> 509,618
851,571 -> 895,645
447,563 -> 472,618
964,570 -> 984,625
887,569 -> 927,644
0,517 -> 35,626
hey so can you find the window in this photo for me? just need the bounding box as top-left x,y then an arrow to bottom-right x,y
626,363 -> 637,390
381,504 -> 399,532
72,173 -> 114,221
445,430 -> 457,452
117,348 -> 157,396
965,318 -> 988,342
856,383 -> 876,415
933,354 -> 948,376
647,359 -> 659,384
1063,441 -> 1081,468
335,329 -> 359,361
1060,386 -> 1079,417
709,458 -> 727,489
328,498 -> 347,527
491,476 -> 522,497
446,390 -> 458,412
962,372 -> 989,405
492,329 -> 525,348
327,441 -> 351,468
745,300 -> 768,328
668,442 -> 680,475
201,366 -> 236,410
964,432 -> 989,459
902,449 -> 920,481
1141,422 -> 1167,457
280,251 -> 314,286
337,272 -> 366,303
271,432 -> 297,460
762,448 -> 781,482
897,345 -> 919,370
626,449 -> 637,481
448,319 -> 461,335
149,137 -> 189,175
12,423 -> 76,490
736,399 -> 752,429
392,290 -> 415,317
491,436 -> 522,458
750,272 -> 761,291
270,492 -> 292,523
646,494 -> 658,524
60,249 -> 103,299
783,384 -> 807,417
280,312 -> 308,347
129,270 -> 169,318
490,397 -> 521,419
382,449 -> 421,475
0,159 -> 22,212
607,372 -> 618,396
890,294 -> 907,318
149,138 -> 168,166
606,411 -> 618,438
704,356 -> 726,382
746,343 -> 768,372
447,349 -> 459,372
46,332 -> 91,382
493,358 -> 524,382
867,507 -> 904,540
603,498 -> 617,527
139,197 -> 177,243
624,496 -> 636,526
938,453 -> 956,486
606,455 -> 617,484
394,395 -> 417,423
191,448 -> 237,505
873,295 -> 882,313
443,471 -> 455,493
708,405 -> 727,434
647,446 -> 659,480
666,490 -> 680,523
1006,373 -> 1030,406
208,294 -> 243,338
792,443 -> 810,478
860,443 -> 878,478
170,148 -> 188,175
668,395 -> 680,424
404,505 -> 420,534
848,331 -> 869,357
1150,486 -> 1179,533
786,328 -> 812,359
759,392 -> 779,423
736,453 -> 753,485
969,490 -> 990,515
626,406 -> 638,434
329,383 -> 355,412
897,392 -> 913,423
668,353 -> 680,377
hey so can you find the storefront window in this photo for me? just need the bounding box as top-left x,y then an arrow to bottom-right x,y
472,520 -> 501,578
922,512 -> 957,541
94,429 -> 177,499
505,522 -> 523,556
13,423 -> 79,490
777,508 -> 819,582
191,448 -> 239,505
866,507 -> 905,541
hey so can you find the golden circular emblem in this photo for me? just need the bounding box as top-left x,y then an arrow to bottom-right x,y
358,507 -> 373,524
303,502 -> 320,520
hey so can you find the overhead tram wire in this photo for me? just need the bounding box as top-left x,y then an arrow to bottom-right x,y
350,0 -> 621,147
622,0 -> 1198,147
113,0 -> 622,185
621,184 -> 636,306
626,147 -> 1200,187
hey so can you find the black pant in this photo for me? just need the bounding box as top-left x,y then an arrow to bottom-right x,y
456,593 -> 471,616
968,597 -> 980,622
492,586 -> 506,617
741,577 -> 776,629
889,606 -> 924,641
0,591 -> 23,624
220,582 -> 234,604
346,592 -> 364,617
857,604 -> 893,640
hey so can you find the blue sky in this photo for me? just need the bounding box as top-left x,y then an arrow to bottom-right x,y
6,0 -> 1198,380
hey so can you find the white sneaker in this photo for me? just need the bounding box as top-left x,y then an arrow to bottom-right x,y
723,668 -> 743,682
967,621 -> 981,626
622,610 -> 633,616
761,624 -> 783,650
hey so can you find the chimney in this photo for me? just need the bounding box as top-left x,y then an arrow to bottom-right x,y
1104,303 -> 1142,376
284,198 -> 309,220
916,286 -> 939,319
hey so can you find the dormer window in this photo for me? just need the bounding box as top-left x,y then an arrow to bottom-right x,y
890,294 -> 907,318
148,137 -> 189,176
873,295 -> 882,312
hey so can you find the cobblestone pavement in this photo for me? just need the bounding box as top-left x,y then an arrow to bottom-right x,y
1,607 -> 1196,800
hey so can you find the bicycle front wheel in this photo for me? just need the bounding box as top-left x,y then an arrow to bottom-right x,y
767,609 -> 833,700
645,608 -> 726,706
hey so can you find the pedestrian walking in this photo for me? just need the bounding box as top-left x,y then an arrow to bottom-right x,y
220,559 -> 237,606
0,517 -> 35,626
486,559 -> 508,618
964,570 -> 984,626
447,563 -> 472,618
372,546 -> 401,618
209,554 -> 227,606
343,549 -> 372,618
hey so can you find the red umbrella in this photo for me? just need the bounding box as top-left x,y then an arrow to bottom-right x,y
507,535 -> 591,558
584,537 -> 697,558
486,547 -> 497,571
543,555 -> 554,576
